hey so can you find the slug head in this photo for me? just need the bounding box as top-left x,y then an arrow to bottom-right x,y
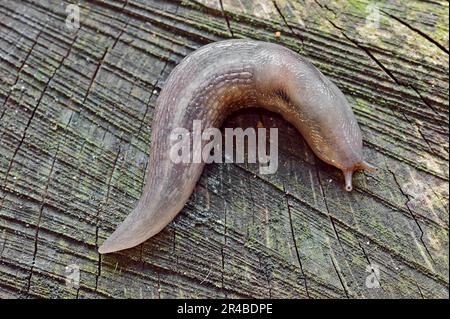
298,71 -> 377,192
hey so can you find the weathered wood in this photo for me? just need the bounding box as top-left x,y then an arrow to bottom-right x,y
0,0 -> 448,298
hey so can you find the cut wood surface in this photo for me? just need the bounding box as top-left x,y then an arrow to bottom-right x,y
0,0 -> 448,298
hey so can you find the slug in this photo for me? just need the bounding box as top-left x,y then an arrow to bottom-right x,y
98,39 -> 374,254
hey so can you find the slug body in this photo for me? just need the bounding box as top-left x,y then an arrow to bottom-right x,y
99,39 -> 374,254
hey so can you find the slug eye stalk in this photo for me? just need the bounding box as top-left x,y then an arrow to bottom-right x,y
343,170 -> 354,192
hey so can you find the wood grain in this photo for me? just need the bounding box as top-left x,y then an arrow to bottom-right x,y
0,0 -> 448,298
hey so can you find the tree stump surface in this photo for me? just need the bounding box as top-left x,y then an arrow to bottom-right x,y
0,0 -> 448,298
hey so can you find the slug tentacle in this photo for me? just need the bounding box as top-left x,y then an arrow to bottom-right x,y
99,39 -> 374,254
343,170 -> 354,192
360,160 -> 377,172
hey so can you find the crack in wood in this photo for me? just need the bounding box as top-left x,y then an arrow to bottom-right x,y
311,3 -> 447,162
94,145 -> 121,291
0,28 -> 43,122
356,240 -> 385,295
387,166 -> 435,263
0,0 -> 447,298
2,32 -> 78,187
282,181 -> 310,298
329,255 -> 349,298
218,0 -> 234,37
272,0 -> 304,45
380,9 -> 449,55
314,164 -> 353,297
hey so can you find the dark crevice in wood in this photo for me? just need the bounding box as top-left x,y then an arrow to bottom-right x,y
329,256 -> 350,298
0,28 -> 43,121
380,9 -> 449,55
356,240 -> 385,295
82,48 -> 108,105
314,163 -> 352,297
309,0 -> 448,162
283,181 -> 310,298
218,0 -> 234,37
25,140 -> 61,294
387,166 -> 435,263
95,145 -> 121,290
272,0 -> 304,45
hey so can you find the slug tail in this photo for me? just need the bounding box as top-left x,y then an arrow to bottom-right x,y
98,214 -> 150,254
98,205 -> 164,254
99,180 -> 193,254
98,230 -> 130,254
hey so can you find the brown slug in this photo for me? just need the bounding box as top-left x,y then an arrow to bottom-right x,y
98,39 -> 375,254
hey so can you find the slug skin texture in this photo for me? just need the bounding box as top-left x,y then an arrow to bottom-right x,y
99,39 -> 375,254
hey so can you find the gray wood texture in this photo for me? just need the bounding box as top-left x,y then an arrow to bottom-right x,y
0,0 -> 448,298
